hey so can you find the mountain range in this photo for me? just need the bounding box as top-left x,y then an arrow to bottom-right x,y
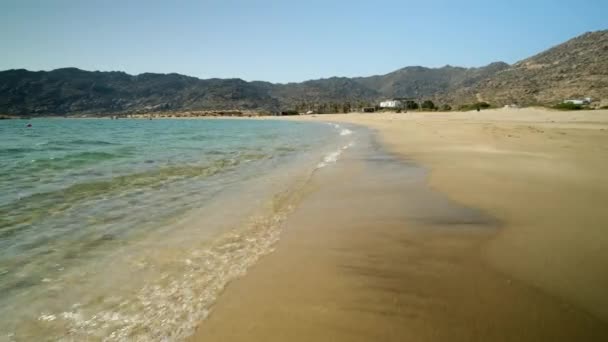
1,30 -> 606,116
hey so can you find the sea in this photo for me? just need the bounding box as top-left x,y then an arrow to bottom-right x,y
0,118 -> 355,341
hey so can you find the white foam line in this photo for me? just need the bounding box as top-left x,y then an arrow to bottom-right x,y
327,123 -> 353,136
340,128 -> 353,136
316,142 -> 354,169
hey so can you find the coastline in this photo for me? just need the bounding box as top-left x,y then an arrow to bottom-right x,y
188,108 -> 608,341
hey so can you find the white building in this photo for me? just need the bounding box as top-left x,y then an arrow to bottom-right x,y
379,99 -> 403,108
564,97 -> 591,105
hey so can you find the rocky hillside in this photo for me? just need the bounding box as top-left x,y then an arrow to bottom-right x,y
0,30 -> 606,116
0,68 -> 278,115
353,62 -> 510,105
465,30 -> 608,106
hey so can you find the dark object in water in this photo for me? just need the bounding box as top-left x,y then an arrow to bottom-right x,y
26,123 -> 32,127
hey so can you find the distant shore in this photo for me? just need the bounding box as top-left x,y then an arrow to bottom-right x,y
189,108 -> 608,341
2,105 -> 605,120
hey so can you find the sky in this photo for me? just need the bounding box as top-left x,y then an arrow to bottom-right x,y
1,0 -> 607,83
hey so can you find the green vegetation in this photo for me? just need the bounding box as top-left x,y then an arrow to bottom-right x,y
440,104 -> 452,111
294,101 -> 356,114
421,100 -> 436,110
342,102 -> 352,113
553,102 -> 583,110
458,102 -> 491,111
404,100 -> 419,110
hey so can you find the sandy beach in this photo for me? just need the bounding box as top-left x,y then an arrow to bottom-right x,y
189,108 -> 608,341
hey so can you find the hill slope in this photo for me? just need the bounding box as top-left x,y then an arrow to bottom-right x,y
0,30 -> 606,116
354,62 -> 510,101
0,68 -> 278,115
465,30 -> 608,106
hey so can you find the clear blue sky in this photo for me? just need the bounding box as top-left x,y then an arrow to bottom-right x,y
1,0 -> 606,83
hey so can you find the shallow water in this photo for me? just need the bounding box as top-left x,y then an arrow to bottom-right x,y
0,118 -> 354,341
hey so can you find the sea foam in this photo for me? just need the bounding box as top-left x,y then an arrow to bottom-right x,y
315,123 -> 355,169
316,142 -> 354,169
340,128 -> 353,136
327,123 -> 353,136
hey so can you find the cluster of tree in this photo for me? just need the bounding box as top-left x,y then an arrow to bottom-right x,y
291,99 -> 457,113
407,100 -> 452,111
421,100 -> 436,110
403,100 -> 419,110
293,101 -> 373,114
553,102 -> 583,110
280,110 -> 300,115
458,102 -> 491,111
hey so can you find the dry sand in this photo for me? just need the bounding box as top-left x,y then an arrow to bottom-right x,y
189,108 -> 608,341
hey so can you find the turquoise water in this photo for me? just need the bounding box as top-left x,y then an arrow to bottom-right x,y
0,118 -> 353,341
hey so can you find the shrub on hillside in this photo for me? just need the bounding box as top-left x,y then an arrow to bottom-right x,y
553,102 -> 582,110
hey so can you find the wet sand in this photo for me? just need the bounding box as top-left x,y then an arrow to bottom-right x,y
188,110 -> 608,341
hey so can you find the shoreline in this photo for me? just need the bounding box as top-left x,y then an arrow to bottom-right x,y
2,106 -> 600,121
188,108 -> 608,341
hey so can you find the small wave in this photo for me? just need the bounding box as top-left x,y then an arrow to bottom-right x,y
37,139 -> 117,149
316,142 -> 354,169
65,139 -> 117,146
32,182 -> 301,341
70,151 -> 122,160
327,123 -> 354,136
0,147 -> 38,156
0,154 -> 261,241
15,151 -> 125,173
275,146 -> 297,152
205,150 -> 227,155
316,151 -> 341,169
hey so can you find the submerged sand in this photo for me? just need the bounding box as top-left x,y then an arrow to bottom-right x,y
189,108 -> 608,341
